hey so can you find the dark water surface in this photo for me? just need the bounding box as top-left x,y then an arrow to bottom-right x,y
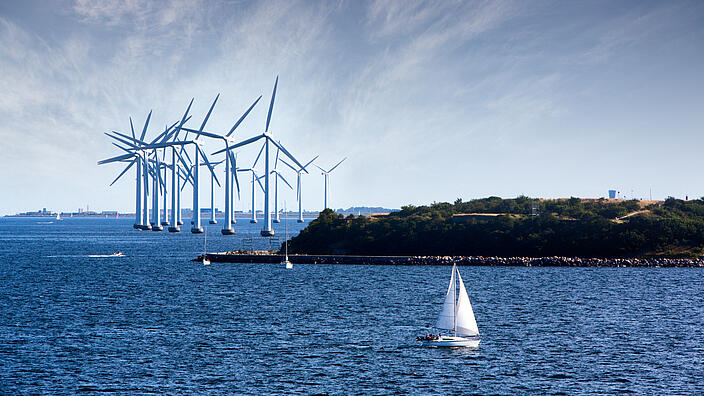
1,217 -> 702,394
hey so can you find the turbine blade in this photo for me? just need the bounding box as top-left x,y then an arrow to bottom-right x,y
255,173 -> 265,192
106,131 -> 141,148
314,164 -> 326,172
230,151 -> 241,199
198,145 -> 221,187
328,157 -> 347,173
227,95 -> 262,137
279,158 -> 297,172
178,144 -> 193,166
211,134 -> 265,155
252,142 -> 265,168
98,152 -> 135,165
174,98 -> 194,141
302,155 -> 319,173
111,142 -> 132,153
179,127 -> 224,140
198,93 -> 220,135
265,76 -> 278,132
140,110 -> 152,141
109,158 -> 137,186
158,119 -> 184,144
270,138 -> 304,169
278,172 -> 293,190
141,140 -> 196,151
175,148 -> 195,186
129,117 -> 135,140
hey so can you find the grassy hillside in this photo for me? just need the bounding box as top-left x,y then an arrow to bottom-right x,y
287,197 -> 704,258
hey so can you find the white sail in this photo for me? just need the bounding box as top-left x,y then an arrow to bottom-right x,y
455,270 -> 480,336
434,265 -> 456,331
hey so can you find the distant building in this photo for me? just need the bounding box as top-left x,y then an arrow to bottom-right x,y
608,190 -> 616,199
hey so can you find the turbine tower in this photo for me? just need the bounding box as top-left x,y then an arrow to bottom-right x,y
315,158 -> 347,210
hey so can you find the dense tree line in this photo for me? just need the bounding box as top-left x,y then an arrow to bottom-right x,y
286,197 -> 704,258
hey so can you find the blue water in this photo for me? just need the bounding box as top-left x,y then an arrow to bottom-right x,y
1,217 -> 702,394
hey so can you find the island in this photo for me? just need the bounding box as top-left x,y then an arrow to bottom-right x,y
286,197 -> 704,259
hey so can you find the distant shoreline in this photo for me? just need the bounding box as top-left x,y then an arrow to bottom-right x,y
200,253 -> 704,267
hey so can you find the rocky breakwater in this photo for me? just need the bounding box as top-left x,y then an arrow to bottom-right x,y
407,256 -> 704,267
197,253 -> 704,267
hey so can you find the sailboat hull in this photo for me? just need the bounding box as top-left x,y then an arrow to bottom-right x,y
421,336 -> 480,348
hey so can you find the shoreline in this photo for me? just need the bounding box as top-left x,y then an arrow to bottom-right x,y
198,253 -> 704,267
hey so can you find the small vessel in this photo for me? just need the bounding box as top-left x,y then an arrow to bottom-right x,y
56,213 -> 62,221
419,264 -> 480,348
88,251 -> 125,258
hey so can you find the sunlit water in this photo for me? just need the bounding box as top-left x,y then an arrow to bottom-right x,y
1,217 -> 702,394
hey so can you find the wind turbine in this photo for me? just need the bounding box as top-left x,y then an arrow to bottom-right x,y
203,159 -> 225,224
238,168 -> 264,223
99,110 -> 178,230
188,95 -> 221,233
231,151 -> 245,227
271,148 -> 294,223
212,76 -> 306,237
179,95 -> 261,235
315,158 -> 347,210
280,155 -> 318,222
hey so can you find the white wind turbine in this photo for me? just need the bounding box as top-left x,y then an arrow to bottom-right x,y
179,95 -> 261,235
237,167 -> 264,223
271,148 -> 294,223
315,158 -> 347,210
212,76 -> 306,237
280,155 -> 318,222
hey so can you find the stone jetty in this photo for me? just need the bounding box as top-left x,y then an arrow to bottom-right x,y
196,253 -> 704,267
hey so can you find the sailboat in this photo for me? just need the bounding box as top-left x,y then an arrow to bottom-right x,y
419,264 -> 480,348
283,204 -> 292,269
56,212 -> 62,221
202,229 -> 210,265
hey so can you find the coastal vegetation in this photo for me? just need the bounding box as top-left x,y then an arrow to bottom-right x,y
287,197 -> 704,258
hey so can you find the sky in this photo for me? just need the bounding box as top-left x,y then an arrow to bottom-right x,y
1,0 -> 704,215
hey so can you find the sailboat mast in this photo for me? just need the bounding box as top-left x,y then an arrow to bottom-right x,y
453,265 -> 457,336
284,202 -> 289,259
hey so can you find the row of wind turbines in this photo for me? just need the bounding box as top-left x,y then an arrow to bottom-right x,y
98,77 -> 346,236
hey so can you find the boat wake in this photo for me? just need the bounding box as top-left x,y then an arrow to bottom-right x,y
47,252 -> 126,258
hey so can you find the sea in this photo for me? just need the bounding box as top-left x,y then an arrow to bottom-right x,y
1,217 -> 702,394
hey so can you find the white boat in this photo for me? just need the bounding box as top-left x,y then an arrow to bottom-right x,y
419,263 -> 480,348
88,251 -> 125,258
56,213 -> 62,221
